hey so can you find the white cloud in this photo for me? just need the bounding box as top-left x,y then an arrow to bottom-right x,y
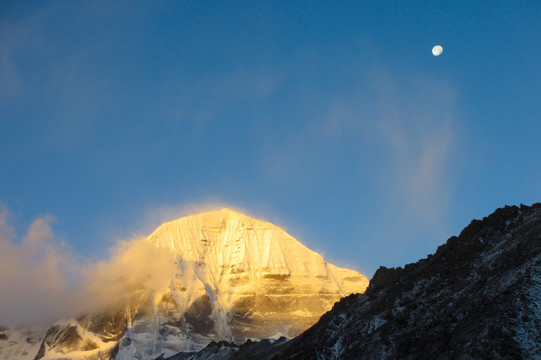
0,207 -> 176,327
0,210 -> 75,326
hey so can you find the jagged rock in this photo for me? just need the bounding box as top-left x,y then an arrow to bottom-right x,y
270,203 -> 541,359
154,337 -> 289,360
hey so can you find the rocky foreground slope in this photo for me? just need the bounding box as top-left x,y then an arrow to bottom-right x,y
0,209 -> 368,360
169,203 -> 541,360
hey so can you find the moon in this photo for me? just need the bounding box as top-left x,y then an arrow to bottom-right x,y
432,45 -> 443,56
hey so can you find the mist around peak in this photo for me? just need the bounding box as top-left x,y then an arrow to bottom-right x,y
0,208 -> 176,327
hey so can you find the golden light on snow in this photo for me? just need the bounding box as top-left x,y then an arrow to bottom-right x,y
145,208 -> 370,338
0,208 -> 370,359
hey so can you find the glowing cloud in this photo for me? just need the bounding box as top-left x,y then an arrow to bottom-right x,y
0,207 -> 176,326
0,210 -> 75,326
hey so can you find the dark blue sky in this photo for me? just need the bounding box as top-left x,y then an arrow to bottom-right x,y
1,1 -> 540,276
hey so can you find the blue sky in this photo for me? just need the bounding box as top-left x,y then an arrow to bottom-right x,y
1,1 -> 540,277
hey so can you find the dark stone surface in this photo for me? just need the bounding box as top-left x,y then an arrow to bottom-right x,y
269,203 -> 541,360
184,294 -> 216,335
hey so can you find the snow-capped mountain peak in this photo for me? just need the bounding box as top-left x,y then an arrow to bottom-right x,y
148,208 -> 362,291
2,209 -> 368,360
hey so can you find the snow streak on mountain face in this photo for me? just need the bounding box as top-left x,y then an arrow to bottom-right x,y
0,209 -> 368,360
145,209 -> 367,343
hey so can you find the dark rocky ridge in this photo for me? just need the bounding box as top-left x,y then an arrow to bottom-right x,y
171,203 -> 541,359
154,337 -> 289,360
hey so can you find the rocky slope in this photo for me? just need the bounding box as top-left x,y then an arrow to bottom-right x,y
0,327 -> 45,360
0,209 -> 368,359
174,203 -> 541,359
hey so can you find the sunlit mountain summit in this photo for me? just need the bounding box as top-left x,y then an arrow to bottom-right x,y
146,209 -> 368,340
1,209 -> 368,360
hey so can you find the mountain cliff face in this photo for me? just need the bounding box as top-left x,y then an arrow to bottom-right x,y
0,209 -> 368,360
145,209 -> 367,344
176,203 -> 541,360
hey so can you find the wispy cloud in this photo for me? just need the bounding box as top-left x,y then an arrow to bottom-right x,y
0,207 -> 176,326
0,12 -> 44,101
0,209 -> 74,326
165,65 -> 287,139
265,66 -> 457,228
0,4 -> 107,149
256,65 -> 459,272
79,236 -> 177,314
373,73 -> 457,227
0,21 -> 21,100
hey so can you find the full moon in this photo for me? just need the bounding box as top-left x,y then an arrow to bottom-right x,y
432,45 -> 443,56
